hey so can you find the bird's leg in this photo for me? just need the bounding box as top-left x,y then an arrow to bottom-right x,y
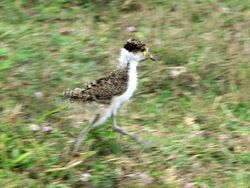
111,113 -> 151,146
72,114 -> 100,155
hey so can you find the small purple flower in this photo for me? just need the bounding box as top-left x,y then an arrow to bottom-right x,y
34,91 -> 43,98
184,182 -> 194,188
29,124 -> 40,131
126,26 -> 136,32
43,126 -> 53,132
80,173 -> 91,182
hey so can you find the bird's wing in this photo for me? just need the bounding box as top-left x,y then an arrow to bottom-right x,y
64,67 -> 129,103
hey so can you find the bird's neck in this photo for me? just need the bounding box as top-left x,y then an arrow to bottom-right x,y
118,48 -> 138,69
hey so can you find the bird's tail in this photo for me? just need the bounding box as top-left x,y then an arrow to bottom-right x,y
63,88 -> 86,100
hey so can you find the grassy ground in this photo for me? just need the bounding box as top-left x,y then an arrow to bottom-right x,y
0,0 -> 250,187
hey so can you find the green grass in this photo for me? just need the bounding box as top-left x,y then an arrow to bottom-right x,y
0,0 -> 249,187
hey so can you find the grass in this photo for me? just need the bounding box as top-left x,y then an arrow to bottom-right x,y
0,0 -> 249,187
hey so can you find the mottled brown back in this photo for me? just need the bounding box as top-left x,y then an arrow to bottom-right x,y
64,67 -> 129,104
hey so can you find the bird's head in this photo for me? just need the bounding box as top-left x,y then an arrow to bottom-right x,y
120,39 -> 156,64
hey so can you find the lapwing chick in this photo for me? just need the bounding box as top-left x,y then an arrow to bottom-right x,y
63,39 -> 156,155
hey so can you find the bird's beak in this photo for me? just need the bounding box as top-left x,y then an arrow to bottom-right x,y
143,48 -> 156,61
148,52 -> 156,61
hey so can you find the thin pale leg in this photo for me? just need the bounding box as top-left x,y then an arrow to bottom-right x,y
72,107 -> 113,155
72,114 -> 100,155
111,113 -> 151,146
92,106 -> 112,128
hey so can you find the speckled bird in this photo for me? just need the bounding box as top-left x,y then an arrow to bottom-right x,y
64,39 -> 156,155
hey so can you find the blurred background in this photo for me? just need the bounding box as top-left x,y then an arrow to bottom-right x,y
0,0 -> 249,187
